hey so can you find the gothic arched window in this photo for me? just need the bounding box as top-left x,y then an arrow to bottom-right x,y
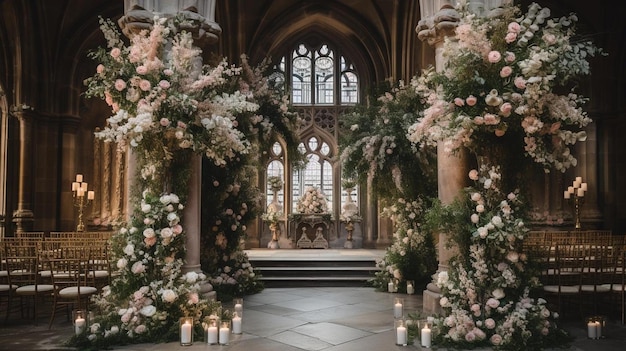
266,41 -> 360,217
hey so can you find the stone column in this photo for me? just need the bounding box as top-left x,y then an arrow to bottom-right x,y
417,0 -> 462,315
417,0 -> 506,314
118,1 -> 221,278
0,88 -> 8,238
11,105 -> 35,232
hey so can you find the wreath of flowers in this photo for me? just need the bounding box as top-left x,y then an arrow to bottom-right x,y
407,1 -> 603,172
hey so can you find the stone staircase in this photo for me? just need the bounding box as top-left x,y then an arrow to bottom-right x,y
246,249 -> 384,287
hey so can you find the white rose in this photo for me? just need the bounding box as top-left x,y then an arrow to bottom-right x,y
484,179 -> 492,189
140,305 -> 156,317
143,228 -> 155,238
117,258 -> 128,269
493,288 -> 505,299
185,271 -> 199,283
141,203 -> 151,213
123,244 -> 135,256
491,216 -> 503,228
471,214 -> 479,223
162,289 -> 178,303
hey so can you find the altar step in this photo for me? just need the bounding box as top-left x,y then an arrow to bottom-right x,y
245,249 -> 384,288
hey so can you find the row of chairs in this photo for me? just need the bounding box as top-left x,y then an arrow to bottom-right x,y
524,231 -> 626,323
0,236 -> 112,328
16,231 -> 115,240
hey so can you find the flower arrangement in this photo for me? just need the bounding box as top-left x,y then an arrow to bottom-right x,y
341,178 -> 356,190
295,186 -> 329,214
78,191 -> 221,348
407,1 -> 603,173
340,80 -> 437,199
267,175 -> 283,192
79,13 -> 302,348
427,165 -> 568,350
371,197 -> 437,293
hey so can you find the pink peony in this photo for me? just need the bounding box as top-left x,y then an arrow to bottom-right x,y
487,50 -> 502,63
469,169 -> 479,180
514,77 -> 526,90
454,97 -> 465,106
110,47 -> 121,59
114,79 -> 126,91
96,64 -> 105,74
160,118 -> 170,126
136,65 -> 148,75
158,80 -> 170,89
505,52 -> 516,63
485,318 -> 496,329
139,79 -> 151,91
490,334 -> 503,345
508,22 -> 521,33
466,95 -> 477,106
505,32 -> 517,43
500,66 -> 513,78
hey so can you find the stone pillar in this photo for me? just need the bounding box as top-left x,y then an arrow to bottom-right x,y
577,123 -> 603,227
118,1 -> 221,277
417,0 -> 506,314
11,105 -> 35,232
0,87 -> 8,238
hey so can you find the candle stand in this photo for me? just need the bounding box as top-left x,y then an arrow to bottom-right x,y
563,177 -> 587,230
72,174 -> 94,232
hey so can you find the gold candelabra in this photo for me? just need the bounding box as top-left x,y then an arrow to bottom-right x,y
72,174 -> 94,232
564,176 -> 587,230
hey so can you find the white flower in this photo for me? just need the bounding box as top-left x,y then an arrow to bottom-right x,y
162,289 -> 178,303
123,244 -> 135,256
470,213 -> 479,223
140,305 -> 156,317
491,216 -> 503,228
117,258 -> 128,269
492,288 -> 505,299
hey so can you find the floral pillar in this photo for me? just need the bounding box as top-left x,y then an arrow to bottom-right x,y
118,1 -> 221,276
416,0 -> 506,314
417,0 -> 462,315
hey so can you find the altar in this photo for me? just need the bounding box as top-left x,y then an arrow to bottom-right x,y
289,214 -> 333,249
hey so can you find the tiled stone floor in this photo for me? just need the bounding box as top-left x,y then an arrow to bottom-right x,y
1,287 -> 625,350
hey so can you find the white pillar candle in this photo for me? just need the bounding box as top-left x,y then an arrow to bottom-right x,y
207,325 -> 218,344
75,317 -> 86,335
76,174 -> 83,182
581,182 -> 588,191
180,320 -> 192,344
394,302 -> 403,319
577,188 -> 585,197
568,186 -> 575,194
576,176 -> 583,183
219,326 -> 230,345
234,303 -> 243,316
72,182 -> 79,191
388,281 -> 394,293
232,315 -> 242,334
421,325 -> 432,348
396,325 -> 407,345
88,191 -> 95,200
587,321 -> 597,339
564,190 -> 571,199
595,321 -> 602,338
407,283 -> 414,295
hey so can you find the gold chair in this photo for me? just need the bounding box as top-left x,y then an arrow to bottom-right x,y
4,244 -> 54,324
541,244 -> 584,318
45,246 -> 98,329
610,244 -> 626,324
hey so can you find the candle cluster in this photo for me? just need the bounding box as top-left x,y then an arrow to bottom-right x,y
202,298 -> 244,347
72,174 -> 95,200
563,176 -> 587,199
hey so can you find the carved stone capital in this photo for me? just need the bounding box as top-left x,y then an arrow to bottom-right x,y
416,5 -> 460,45
118,5 -> 222,46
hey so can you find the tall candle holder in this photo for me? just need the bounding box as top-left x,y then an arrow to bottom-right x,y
72,174 -> 95,232
563,176 -> 587,230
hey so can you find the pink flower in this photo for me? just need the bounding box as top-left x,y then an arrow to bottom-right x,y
514,77 -> 526,90
500,102 -> 512,116
549,122 -> 561,133
177,121 -> 187,129
468,169 -> 479,180
543,33 -> 557,45
160,118 -> 170,126
490,334 -> 503,345
505,32 -> 517,43
465,332 -> 476,342
114,79 -> 126,91
96,64 -> 105,74
486,298 -> 500,308
136,65 -> 148,75
500,66 -> 513,78
110,47 -> 121,59
484,113 -> 499,125
163,69 -> 173,76
508,22 -> 521,33
487,51 -> 502,63
454,97 -> 465,107
144,236 -> 157,247
158,80 -> 170,89
466,95 -> 477,106
173,224 -> 183,234
495,129 -> 506,137
485,318 -> 496,329
474,116 -> 485,125
139,79 -> 151,91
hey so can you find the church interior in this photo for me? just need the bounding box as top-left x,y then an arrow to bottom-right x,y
1,0 -> 626,350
